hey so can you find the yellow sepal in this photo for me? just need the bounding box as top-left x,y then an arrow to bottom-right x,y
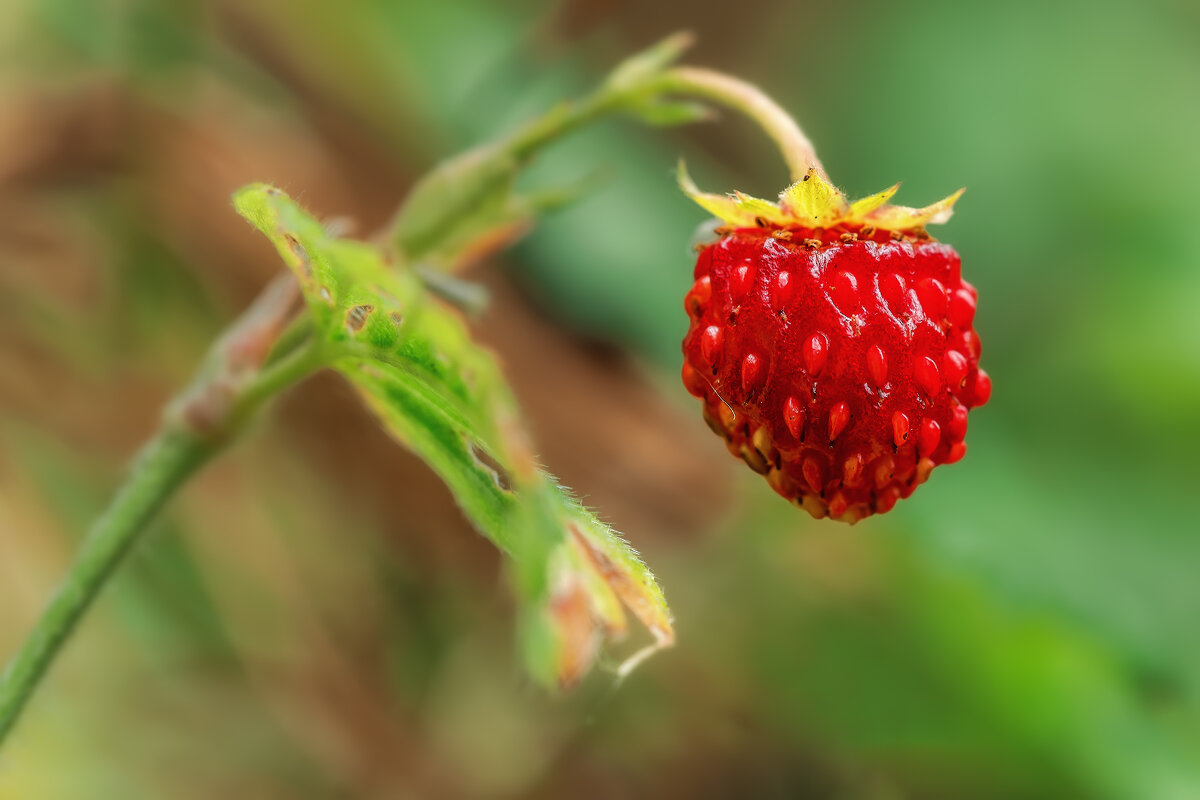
731,191 -> 789,226
779,168 -> 848,226
860,188 -> 964,230
677,161 -> 787,227
679,161 -> 963,233
846,183 -> 900,219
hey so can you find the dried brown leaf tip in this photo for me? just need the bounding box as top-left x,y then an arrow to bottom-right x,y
546,521 -> 674,688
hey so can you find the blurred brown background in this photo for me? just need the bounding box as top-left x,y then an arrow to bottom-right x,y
2,0 -> 1198,798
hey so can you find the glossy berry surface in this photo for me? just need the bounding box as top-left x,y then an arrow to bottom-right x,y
682,225 -> 989,523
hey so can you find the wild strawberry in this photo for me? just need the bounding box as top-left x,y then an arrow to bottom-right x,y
679,165 -> 989,523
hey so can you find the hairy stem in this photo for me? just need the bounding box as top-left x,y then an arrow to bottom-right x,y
0,281 -> 322,747
0,427 -> 214,743
656,66 -> 824,182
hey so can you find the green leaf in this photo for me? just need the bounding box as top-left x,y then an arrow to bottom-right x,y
233,183 -> 673,686
602,31 -> 695,93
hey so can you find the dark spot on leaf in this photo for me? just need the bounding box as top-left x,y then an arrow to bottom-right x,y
469,441 -> 513,492
346,304 -> 374,333
282,234 -> 312,279
389,311 -> 404,329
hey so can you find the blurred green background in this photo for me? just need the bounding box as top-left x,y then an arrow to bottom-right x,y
1,0 -> 1198,797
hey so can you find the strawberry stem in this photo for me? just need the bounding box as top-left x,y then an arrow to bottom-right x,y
656,66 -> 825,183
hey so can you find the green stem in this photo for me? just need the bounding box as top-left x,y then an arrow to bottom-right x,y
387,36 -> 824,260
385,83 -> 629,260
385,33 -> 699,259
655,66 -> 824,183
505,30 -> 697,162
503,93 -> 614,164
0,333 -> 324,747
0,427 -> 214,744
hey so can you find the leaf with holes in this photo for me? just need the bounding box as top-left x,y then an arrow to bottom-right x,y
233,183 -> 673,686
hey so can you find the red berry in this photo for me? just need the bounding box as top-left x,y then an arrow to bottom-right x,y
680,168 -> 987,522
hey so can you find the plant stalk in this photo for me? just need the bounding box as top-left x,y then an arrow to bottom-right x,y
656,66 -> 825,182
0,280 -> 322,747
0,426 -> 214,743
